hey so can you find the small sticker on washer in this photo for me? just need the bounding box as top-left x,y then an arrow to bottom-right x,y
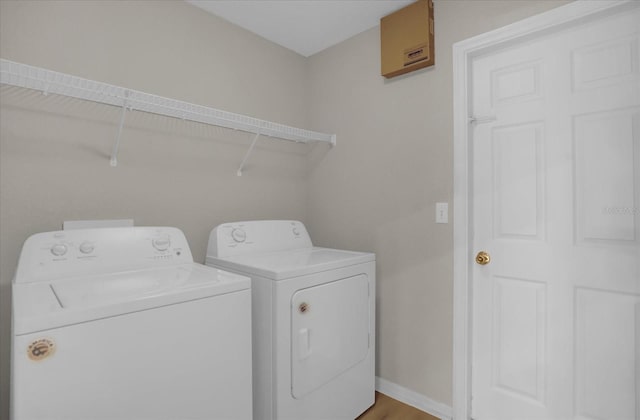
27,338 -> 55,361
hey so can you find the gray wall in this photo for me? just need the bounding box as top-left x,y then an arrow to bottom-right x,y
0,1 -> 567,418
0,2 -> 310,418
305,0 -> 567,405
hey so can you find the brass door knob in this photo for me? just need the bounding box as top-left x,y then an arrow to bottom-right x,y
475,251 -> 491,265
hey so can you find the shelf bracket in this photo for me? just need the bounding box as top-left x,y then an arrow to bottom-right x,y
110,91 -> 130,167
237,130 -> 261,176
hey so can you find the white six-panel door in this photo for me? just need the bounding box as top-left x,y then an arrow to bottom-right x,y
470,5 -> 639,420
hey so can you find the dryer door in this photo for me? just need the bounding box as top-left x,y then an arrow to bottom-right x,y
291,274 -> 370,398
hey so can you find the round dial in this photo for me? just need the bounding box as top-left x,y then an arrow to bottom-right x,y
292,227 -> 300,236
79,241 -> 95,254
50,243 -> 68,257
152,237 -> 171,251
231,228 -> 247,243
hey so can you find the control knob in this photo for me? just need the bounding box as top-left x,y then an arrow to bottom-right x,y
231,228 -> 246,243
152,237 -> 171,251
79,241 -> 95,254
50,243 -> 68,257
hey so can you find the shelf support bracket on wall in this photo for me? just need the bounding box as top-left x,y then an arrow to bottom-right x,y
237,130 -> 261,177
110,91 -> 131,167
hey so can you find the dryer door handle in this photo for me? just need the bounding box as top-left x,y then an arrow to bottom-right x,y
298,328 -> 312,360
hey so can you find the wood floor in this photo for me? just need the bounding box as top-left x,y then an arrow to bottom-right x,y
356,392 -> 439,420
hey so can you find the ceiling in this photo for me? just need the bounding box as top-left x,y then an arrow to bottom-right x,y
186,0 -> 414,57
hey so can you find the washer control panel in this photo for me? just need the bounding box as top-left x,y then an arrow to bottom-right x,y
15,227 -> 193,283
207,220 -> 312,258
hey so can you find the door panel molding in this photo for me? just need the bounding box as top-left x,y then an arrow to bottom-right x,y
452,2 -> 637,419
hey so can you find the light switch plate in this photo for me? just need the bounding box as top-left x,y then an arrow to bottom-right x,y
436,202 -> 448,224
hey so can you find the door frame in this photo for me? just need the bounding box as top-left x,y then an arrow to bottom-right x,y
451,1 -> 635,419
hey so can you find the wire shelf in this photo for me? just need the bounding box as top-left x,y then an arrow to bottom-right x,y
0,59 -> 336,145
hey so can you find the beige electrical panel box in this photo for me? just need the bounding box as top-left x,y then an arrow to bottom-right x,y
380,0 -> 434,78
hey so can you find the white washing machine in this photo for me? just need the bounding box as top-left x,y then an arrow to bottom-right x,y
11,226 -> 252,420
206,220 -> 375,420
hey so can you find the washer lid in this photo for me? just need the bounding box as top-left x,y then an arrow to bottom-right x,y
206,247 -> 375,280
12,263 -> 249,335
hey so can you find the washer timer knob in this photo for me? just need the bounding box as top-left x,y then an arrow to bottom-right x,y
50,243 -> 68,257
292,227 -> 300,236
79,242 -> 95,254
152,237 -> 171,251
231,228 -> 246,243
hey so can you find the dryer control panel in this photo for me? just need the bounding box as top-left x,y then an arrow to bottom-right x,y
207,220 -> 312,258
15,227 -> 193,283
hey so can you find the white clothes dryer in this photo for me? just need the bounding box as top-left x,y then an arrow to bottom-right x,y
11,226 -> 252,420
206,220 -> 375,420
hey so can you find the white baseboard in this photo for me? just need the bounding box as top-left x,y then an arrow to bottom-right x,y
375,376 -> 453,420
